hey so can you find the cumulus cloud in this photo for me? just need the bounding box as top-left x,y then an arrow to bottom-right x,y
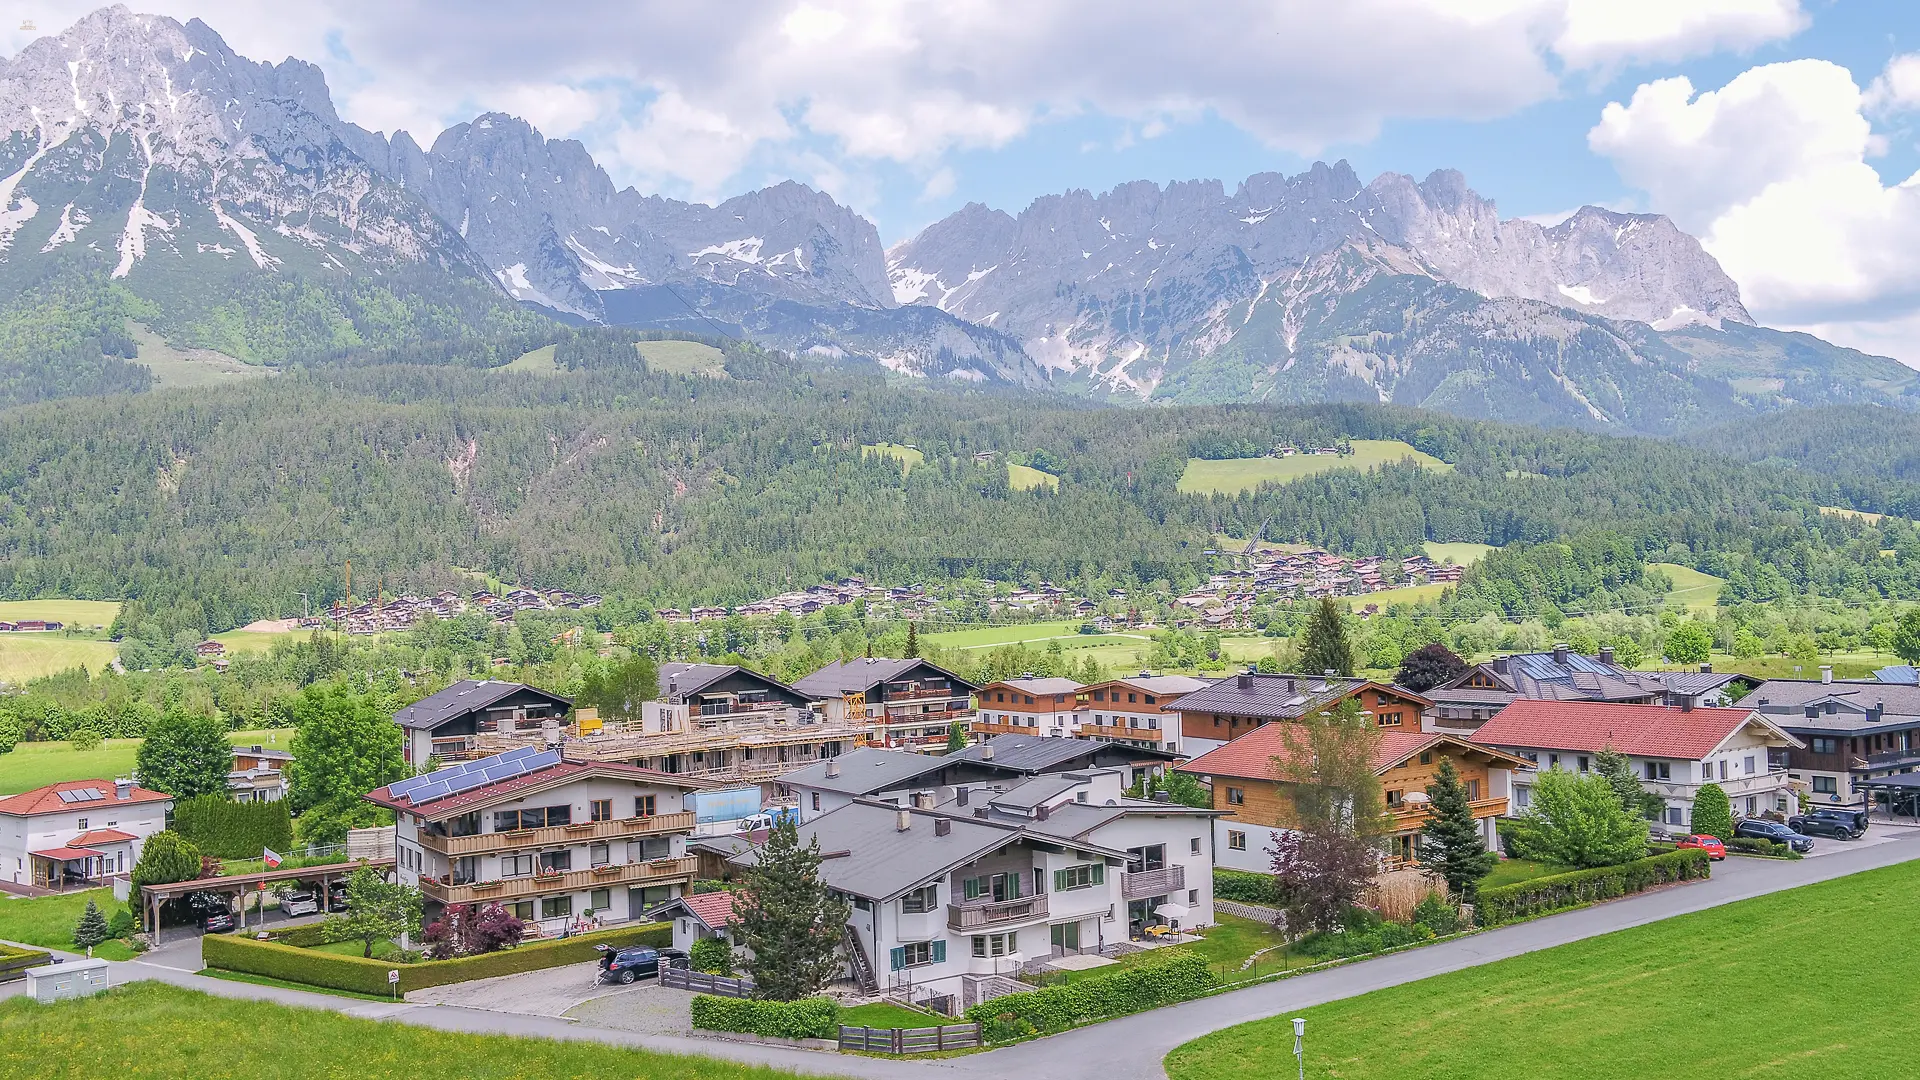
12,0 -> 1810,199
1865,52 -> 1920,115
1590,60 -> 1920,360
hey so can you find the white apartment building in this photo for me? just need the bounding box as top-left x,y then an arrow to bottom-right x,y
365,748 -> 711,932
0,778 -> 172,891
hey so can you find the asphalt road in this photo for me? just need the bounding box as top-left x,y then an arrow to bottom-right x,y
47,829 -> 1920,1080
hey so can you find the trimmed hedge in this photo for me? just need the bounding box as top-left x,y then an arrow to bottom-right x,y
203,922 -> 671,994
1726,837 -> 1800,859
964,950 -> 1216,1036
0,942 -> 51,976
265,922 -> 347,949
172,795 -> 294,860
1213,868 -> 1279,905
690,995 -> 839,1040
1477,849 -> 1711,926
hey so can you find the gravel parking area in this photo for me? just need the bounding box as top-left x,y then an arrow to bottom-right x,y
409,959 -> 634,1017
563,982 -> 697,1035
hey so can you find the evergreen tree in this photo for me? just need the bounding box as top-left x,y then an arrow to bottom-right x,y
1690,782 -> 1735,841
946,720 -> 967,752
1594,747 -> 1664,820
905,622 -> 919,659
72,899 -> 110,949
732,818 -> 850,1001
1395,643 -> 1467,692
1298,596 -> 1356,677
1417,758 -> 1495,903
134,708 -> 233,798
130,831 -> 203,924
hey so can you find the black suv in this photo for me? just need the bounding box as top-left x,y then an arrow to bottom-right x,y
596,945 -> 689,984
1733,818 -> 1815,853
188,892 -> 236,933
1789,808 -> 1869,840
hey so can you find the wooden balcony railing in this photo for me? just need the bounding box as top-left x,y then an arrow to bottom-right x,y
1081,724 -> 1164,743
418,812 -> 696,856
1121,864 -> 1185,900
948,894 -> 1048,930
420,855 -> 697,905
1388,796 -> 1508,826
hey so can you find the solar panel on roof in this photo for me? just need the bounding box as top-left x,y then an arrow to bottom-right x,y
443,772 -> 491,796
408,780 -> 453,803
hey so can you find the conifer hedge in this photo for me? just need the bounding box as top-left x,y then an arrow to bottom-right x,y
171,796 -> 294,860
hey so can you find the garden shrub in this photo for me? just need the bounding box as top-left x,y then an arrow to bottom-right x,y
1725,837 -> 1799,859
689,936 -> 734,975
1497,818 -> 1550,861
171,796 -> 295,860
963,950 -> 1216,1036
690,995 -> 839,1039
204,922 -> 671,994
1213,868 -> 1280,904
1476,849 -> 1710,925
1295,910 -> 1431,960
1411,892 -> 1461,935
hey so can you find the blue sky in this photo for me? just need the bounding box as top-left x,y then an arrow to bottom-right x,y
11,1 -> 1920,358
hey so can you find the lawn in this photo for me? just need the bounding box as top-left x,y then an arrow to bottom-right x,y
839,1002 -> 946,1028
636,339 -> 729,377
1663,651 -> 1883,680
497,343 -> 563,374
0,982 -> 817,1080
208,630 -> 293,655
0,728 -> 287,794
0,887 -> 134,959
863,442 -> 924,474
128,322 -> 269,391
1344,583 -> 1447,609
0,636 -> 120,683
1422,541 -> 1494,566
1165,858 -> 1920,1080
926,620 -> 1151,652
1652,562 -> 1726,611
0,600 -> 122,628
1049,914 -> 1299,986
1177,441 -> 1451,495
1820,505 -> 1891,524
1008,463 -> 1060,491
1478,858 -> 1563,890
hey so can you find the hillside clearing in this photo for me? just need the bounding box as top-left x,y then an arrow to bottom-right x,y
0,600 -> 121,628
128,322 -> 269,391
1177,440 -> 1451,495
636,339 -> 729,377
863,442 -> 924,474
1422,541 -> 1494,565
1820,505 -> 1891,524
1008,463 -> 1060,491
1653,563 -> 1725,611
498,344 -> 562,374
0,637 -> 119,684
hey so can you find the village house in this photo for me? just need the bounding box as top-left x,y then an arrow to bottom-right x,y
392,680 -> 574,765
1163,670 -> 1434,758
1178,727 -> 1527,873
1424,646 -> 1743,734
793,657 -> 982,752
0,779 -> 173,892
1075,674 -> 1209,754
1469,700 -> 1802,829
364,747 -> 711,934
1735,670 -> 1920,811
972,677 -> 1085,739
228,744 -> 294,803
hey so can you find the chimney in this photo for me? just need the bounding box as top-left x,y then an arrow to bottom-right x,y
1035,804 -> 1051,822
115,778 -> 132,801
956,787 -> 970,806
1681,698 -> 1693,712
1286,678 -> 1296,693
896,809 -> 913,832
1700,663 -> 1712,674
980,743 -> 995,761
1598,646 -> 1614,665
1822,665 -> 1833,684
1493,656 -> 1509,674
973,807 -> 989,819
1237,672 -> 1254,691
934,818 -> 952,837
1553,643 -> 1570,665
825,758 -> 840,778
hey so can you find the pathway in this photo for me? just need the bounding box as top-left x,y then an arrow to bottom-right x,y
42,832 -> 1920,1080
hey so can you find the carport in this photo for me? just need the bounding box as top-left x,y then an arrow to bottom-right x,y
1856,773 -> 1920,820
138,857 -> 394,945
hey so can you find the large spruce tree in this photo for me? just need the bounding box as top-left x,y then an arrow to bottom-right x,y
732,818 -> 850,1001
1417,758 -> 1495,903
1298,596 -> 1356,677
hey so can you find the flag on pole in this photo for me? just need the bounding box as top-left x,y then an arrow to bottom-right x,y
263,847 -> 283,869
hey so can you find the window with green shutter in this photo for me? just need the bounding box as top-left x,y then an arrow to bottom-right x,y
1054,862 -> 1105,891
889,946 -> 906,970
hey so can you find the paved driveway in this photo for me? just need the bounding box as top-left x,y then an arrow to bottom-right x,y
407,958 -> 636,1017
1800,824 -> 1911,858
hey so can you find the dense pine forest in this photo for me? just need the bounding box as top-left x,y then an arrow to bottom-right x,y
0,326 -> 1918,634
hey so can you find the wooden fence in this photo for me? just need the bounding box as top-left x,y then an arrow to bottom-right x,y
659,966 -> 754,998
0,948 -> 50,983
837,1023 -> 983,1054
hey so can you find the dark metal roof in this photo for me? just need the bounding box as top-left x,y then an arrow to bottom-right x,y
656,662 -> 808,703
947,733 -> 1182,772
1161,672 -> 1391,721
780,747 -> 959,795
391,680 -> 570,731
790,657 -> 981,699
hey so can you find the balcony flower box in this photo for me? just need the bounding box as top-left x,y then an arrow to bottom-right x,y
502,829 -> 536,843
645,859 -> 684,872
468,880 -> 503,892
563,823 -> 597,835
591,864 -> 623,877
533,870 -> 566,882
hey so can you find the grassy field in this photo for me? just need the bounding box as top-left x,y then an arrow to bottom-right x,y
1652,562 -> 1726,611
1345,583 -> 1447,609
0,887 -> 135,959
1650,651 -> 1884,680
1177,441 -> 1451,495
0,982 -> 816,1080
1820,505 -> 1891,524
1050,914 -> 1298,986
0,600 -> 121,628
207,630 -> 293,655
0,637 -> 120,683
1422,541 -> 1494,566
927,620 -> 1124,649
1166,858 -> 1920,1080
636,339 -> 729,377
128,322 -> 269,391
0,728 -> 287,795
863,442 -> 924,474
1008,463 -> 1060,491
498,344 -> 562,375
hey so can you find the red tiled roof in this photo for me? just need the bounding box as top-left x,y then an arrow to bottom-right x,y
1469,700 -> 1768,760
677,890 -> 742,929
31,846 -> 104,860
363,760 -> 712,818
69,829 -> 138,847
0,780 -> 171,817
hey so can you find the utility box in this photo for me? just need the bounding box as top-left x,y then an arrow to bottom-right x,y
24,958 -> 109,1003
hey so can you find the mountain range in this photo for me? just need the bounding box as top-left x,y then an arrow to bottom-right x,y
0,5 -> 1914,431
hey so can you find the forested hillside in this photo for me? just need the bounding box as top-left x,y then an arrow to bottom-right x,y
2,328 -> 1919,632
1685,405 -> 1920,488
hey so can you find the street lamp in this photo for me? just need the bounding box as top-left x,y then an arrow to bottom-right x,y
1291,1017 -> 1306,1080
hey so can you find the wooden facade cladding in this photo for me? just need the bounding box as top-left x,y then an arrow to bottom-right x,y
1175,683 -> 1430,742
417,811 -> 696,856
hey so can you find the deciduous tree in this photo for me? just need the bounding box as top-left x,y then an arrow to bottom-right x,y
1594,747 -> 1664,821
1395,643 -> 1467,692
1894,609 -> 1920,665
135,708 -> 232,798
1664,621 -> 1714,665
1526,768 -> 1647,868
286,684 -> 406,844
325,866 -> 422,958
732,818 -> 850,1001
575,653 -> 660,721
1268,700 -> 1386,933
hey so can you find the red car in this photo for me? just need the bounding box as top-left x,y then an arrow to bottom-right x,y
1675,834 -> 1726,860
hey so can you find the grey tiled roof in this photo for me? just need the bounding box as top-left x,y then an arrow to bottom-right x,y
790,657 -> 980,699
1738,678 -> 1920,733
947,733 -> 1182,772
392,681 -> 570,731
1161,672 -> 1368,721
780,747 -> 954,795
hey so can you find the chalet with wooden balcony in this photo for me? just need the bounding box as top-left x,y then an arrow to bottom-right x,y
1163,670 -> 1434,758
793,657 -> 982,752
1735,675 -> 1920,810
1179,725 -> 1530,873
1426,646 -> 1745,734
364,748 -> 713,933
972,677 -> 1085,739
393,681 -> 572,766
1075,674 -> 1208,753
1471,700 -> 1802,831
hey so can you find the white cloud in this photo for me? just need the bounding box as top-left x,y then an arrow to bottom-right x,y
11,0 -> 1811,199
1591,60 -> 1920,363
1865,52 -> 1920,115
